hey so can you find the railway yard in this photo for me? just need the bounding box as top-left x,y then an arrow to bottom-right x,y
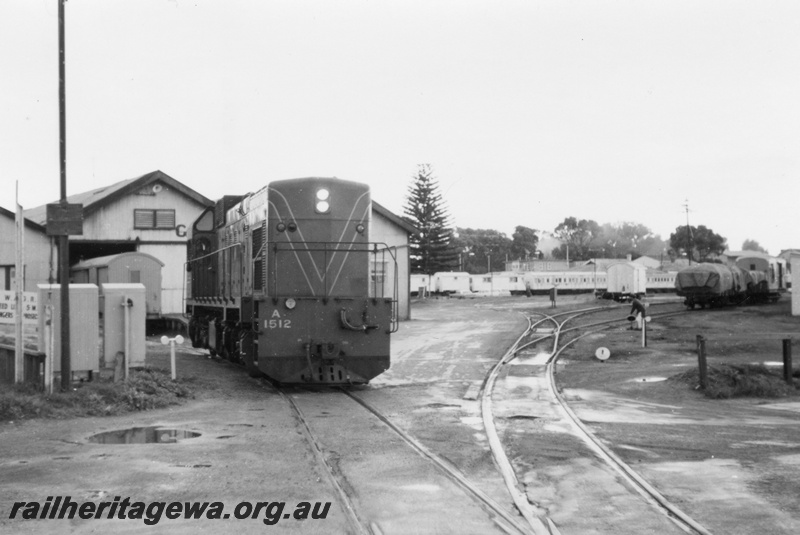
2,294 -> 800,534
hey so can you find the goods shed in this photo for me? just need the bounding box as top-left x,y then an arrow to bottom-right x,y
70,252 -> 163,318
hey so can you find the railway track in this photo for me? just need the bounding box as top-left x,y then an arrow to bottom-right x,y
481,302 -> 714,535
269,383 -> 534,535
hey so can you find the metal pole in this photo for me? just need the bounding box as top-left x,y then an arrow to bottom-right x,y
696,335 -> 707,389
14,182 -> 24,383
123,296 -> 130,381
782,339 -> 792,384
44,306 -> 54,394
58,0 -> 71,391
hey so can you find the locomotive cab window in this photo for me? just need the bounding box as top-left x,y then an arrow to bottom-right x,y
194,208 -> 214,232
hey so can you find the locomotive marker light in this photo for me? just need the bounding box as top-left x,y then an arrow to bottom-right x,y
285,298 -> 296,310
315,188 -> 331,213
160,334 -> 185,380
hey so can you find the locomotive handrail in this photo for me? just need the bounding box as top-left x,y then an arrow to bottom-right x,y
267,240 -> 399,305
339,309 -> 380,332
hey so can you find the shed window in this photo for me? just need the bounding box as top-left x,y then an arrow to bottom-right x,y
134,209 -> 176,229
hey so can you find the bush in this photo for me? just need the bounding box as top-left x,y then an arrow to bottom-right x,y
672,364 -> 799,399
0,368 -> 195,422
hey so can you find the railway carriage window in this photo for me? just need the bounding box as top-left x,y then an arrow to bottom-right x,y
134,209 -> 175,229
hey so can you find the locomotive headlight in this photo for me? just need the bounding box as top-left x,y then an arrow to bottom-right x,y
285,298 -> 296,310
276,222 -> 286,232
356,223 -> 365,234
315,188 -> 331,213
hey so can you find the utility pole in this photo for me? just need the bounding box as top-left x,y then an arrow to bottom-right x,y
683,199 -> 692,265
58,0 -> 71,389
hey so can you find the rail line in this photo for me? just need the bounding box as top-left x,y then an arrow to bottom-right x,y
481,302 -> 713,535
545,307 -> 713,535
271,382 -> 533,535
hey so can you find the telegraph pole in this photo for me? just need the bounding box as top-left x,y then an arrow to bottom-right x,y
58,0 -> 71,389
683,199 -> 692,265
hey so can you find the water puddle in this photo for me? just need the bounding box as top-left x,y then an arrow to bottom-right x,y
627,376 -> 667,383
88,427 -> 201,444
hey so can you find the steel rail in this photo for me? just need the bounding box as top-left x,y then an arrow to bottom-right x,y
342,388 -> 533,535
546,312 -> 714,535
476,314 -> 561,535
274,387 -> 371,535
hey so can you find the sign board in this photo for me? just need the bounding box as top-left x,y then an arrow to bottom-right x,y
46,203 -> 83,236
0,291 -> 38,324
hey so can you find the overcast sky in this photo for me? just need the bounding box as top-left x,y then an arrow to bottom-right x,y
1,0 -> 798,255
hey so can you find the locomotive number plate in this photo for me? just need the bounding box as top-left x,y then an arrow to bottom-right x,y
265,319 -> 292,329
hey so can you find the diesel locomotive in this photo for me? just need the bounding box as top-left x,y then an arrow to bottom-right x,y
185,177 -> 398,384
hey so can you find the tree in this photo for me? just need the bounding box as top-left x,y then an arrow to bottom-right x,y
552,217 -> 601,262
742,239 -> 768,254
669,225 -> 726,262
451,227 -> 512,273
510,226 -> 539,261
403,164 -> 459,274
598,222 -> 666,259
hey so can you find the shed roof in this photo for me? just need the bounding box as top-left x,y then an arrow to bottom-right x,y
71,252 -> 165,270
372,200 -> 419,236
25,170 -> 213,225
0,205 -> 47,233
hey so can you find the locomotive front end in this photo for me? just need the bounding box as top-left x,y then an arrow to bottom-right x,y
254,178 -> 395,384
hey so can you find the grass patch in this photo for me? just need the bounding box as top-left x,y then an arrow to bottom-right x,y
0,368 -> 195,422
672,364 -> 800,399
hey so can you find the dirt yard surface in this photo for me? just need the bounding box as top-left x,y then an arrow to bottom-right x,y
1,294 -> 799,535
555,297 -> 800,534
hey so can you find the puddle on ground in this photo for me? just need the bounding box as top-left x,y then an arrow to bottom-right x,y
88,427 -> 201,444
627,376 -> 668,383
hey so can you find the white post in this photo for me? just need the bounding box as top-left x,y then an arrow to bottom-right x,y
161,335 -> 184,380
123,295 -> 130,381
14,182 -> 24,383
44,305 -> 53,394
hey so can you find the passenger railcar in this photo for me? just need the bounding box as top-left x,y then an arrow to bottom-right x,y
185,177 -> 398,384
433,272 -> 471,295
646,270 -> 678,293
735,254 -> 787,302
469,272 -> 523,296
523,270 -> 605,295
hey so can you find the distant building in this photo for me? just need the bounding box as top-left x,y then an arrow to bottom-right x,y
370,201 -> 418,321
633,255 -> 661,269
0,205 -> 51,291
26,170 -> 213,314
